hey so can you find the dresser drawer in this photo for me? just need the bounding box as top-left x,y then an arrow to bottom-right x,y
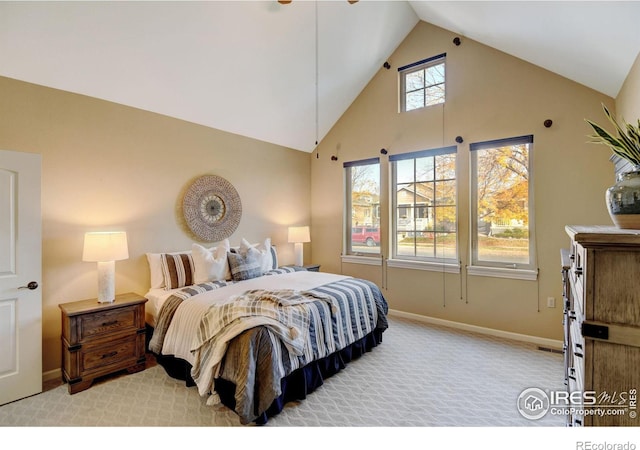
569,243 -> 586,319
569,319 -> 585,388
82,335 -> 139,372
79,306 -> 138,341
567,372 -> 585,426
568,282 -> 584,324
562,276 -> 573,311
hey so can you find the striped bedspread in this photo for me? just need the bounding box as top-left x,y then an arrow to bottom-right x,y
149,271 -> 388,424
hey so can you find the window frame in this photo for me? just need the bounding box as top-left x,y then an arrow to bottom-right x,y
469,135 -> 537,278
389,146 -> 458,268
398,53 -> 446,113
343,157 -> 381,260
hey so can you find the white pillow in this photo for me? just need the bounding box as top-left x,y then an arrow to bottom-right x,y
239,238 -> 273,274
146,251 -> 191,289
270,244 -> 278,270
192,239 -> 230,284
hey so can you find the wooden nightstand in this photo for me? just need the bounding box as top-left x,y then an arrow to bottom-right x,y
59,292 -> 147,394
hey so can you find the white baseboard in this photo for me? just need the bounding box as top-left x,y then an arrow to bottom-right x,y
388,309 -> 563,350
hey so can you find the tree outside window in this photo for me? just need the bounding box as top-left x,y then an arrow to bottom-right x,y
470,136 -> 534,268
399,54 -> 446,112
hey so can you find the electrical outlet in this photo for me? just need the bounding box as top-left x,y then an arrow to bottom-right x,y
547,297 -> 556,308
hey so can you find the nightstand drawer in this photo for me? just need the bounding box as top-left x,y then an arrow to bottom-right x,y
82,335 -> 139,372
79,307 -> 137,341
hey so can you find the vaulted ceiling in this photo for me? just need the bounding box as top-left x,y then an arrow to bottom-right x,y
1,1 -> 639,153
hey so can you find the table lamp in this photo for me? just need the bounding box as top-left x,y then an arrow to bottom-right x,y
288,226 -> 310,267
82,231 -> 129,303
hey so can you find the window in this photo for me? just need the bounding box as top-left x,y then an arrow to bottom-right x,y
399,54 -> 446,112
470,135 -> 535,272
344,158 -> 380,256
390,146 -> 457,263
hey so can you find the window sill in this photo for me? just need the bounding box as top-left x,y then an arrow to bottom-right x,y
341,255 -> 382,266
466,265 -> 538,281
386,259 -> 460,274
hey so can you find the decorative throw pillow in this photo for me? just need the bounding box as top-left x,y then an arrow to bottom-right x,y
147,251 -> 190,289
191,240 -> 230,284
227,250 -> 262,281
239,238 -> 274,274
161,253 -> 195,290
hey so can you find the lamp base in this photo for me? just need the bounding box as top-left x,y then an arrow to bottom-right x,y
294,242 -> 304,267
96,261 -> 116,303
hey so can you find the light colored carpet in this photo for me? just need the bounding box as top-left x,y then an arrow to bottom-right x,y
0,316 -> 564,427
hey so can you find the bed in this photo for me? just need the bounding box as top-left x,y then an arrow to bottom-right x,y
145,239 -> 389,425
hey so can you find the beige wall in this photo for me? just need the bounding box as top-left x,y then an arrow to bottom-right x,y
616,51 -> 640,124
311,22 -> 616,341
0,76 -> 312,374
2,21 -> 634,377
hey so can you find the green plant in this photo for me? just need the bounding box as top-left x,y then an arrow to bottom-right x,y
586,104 -> 640,166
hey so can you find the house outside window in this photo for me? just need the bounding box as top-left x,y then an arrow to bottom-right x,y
390,146 -> 457,263
344,158 -> 380,256
470,135 -> 536,274
399,54 -> 446,112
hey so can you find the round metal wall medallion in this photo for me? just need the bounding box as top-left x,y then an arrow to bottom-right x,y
183,175 -> 242,242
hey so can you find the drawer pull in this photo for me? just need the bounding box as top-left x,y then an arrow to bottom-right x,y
574,268 -> 583,276
581,322 -> 609,340
574,351 -> 583,358
101,320 -> 119,327
101,351 -> 118,359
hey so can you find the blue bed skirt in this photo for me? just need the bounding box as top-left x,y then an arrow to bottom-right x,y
154,328 -> 385,425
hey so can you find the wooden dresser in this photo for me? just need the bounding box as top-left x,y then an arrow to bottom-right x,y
563,225 -> 640,426
59,292 -> 147,394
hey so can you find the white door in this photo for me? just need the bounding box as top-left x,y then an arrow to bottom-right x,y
0,149 -> 42,405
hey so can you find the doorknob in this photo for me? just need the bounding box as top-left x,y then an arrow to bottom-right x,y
18,281 -> 39,290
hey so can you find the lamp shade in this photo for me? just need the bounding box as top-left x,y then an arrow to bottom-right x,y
82,232 -> 129,262
288,226 -> 310,243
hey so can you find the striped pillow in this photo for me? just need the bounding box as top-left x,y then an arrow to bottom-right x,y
161,253 -> 195,290
227,251 -> 262,281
